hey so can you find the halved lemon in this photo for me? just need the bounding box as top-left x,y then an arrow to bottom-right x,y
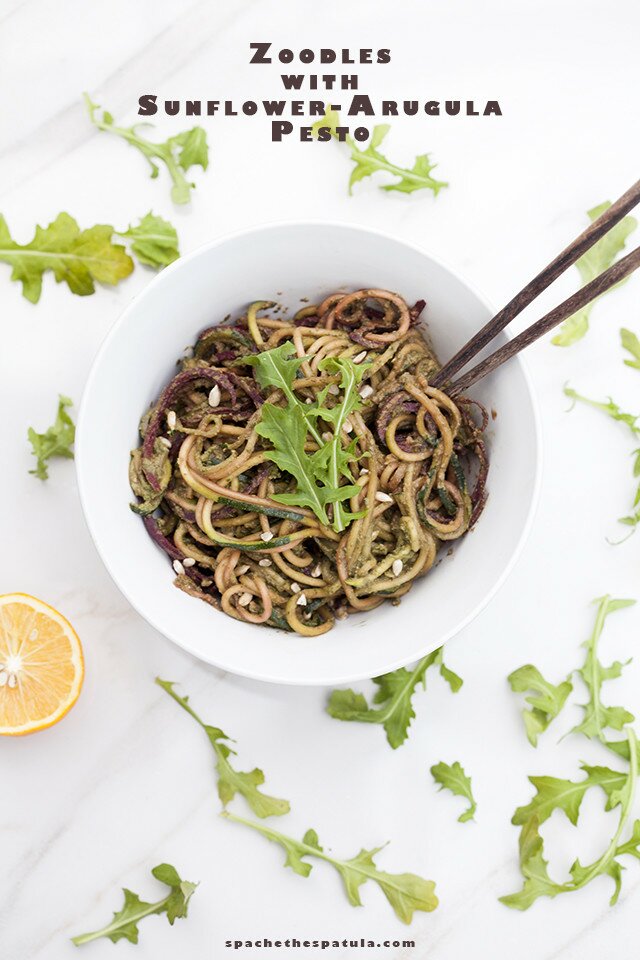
0,593 -> 84,736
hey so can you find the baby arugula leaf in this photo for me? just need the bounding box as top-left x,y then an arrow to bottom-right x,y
0,210 -> 177,302
565,388 -> 640,539
312,109 -> 447,197
243,341 -> 322,443
501,729 -> 639,910
28,395 -> 75,480
316,356 -> 369,531
507,664 -> 573,746
71,863 -> 198,946
0,212 -> 133,303
156,679 -> 290,818
256,401 -> 360,528
221,812 -> 438,924
511,766 -> 628,830
244,342 -> 365,531
117,211 -> 179,269
327,647 -> 462,748
571,596 -> 636,741
564,386 -> 640,437
85,94 -> 208,204
621,328 -> 640,370
552,202 -> 638,346
430,761 -> 477,823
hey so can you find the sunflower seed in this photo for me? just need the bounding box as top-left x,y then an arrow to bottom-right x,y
290,582 -> 301,593
342,419 -> 353,433
375,491 -> 393,503
311,564 -> 322,577
296,593 -> 308,606
258,558 -> 272,567
260,531 -> 274,542
208,385 -> 221,408
158,437 -> 171,449
392,559 -> 404,576
328,384 -> 340,396
353,351 -> 367,364
8,674 -> 17,689
172,559 -> 185,575
183,557 -> 196,567
238,592 -> 253,607
359,384 -> 374,400
166,410 -> 177,430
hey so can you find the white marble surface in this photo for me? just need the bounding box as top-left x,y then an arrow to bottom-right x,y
2,1 -> 640,957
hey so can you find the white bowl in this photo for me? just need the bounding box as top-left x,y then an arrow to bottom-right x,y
77,222 -> 541,686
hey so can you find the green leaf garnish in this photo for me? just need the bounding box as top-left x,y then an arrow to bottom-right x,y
500,729 -> 638,910
0,212 -> 133,303
430,761 -> 476,822
621,328 -> 640,370
28,395 -> 75,480
571,595 -> 636,741
85,93 -> 208,204
502,596 -> 639,911
221,812 -> 438,924
117,211 -> 179,269
327,647 -> 462,748
565,387 -> 640,538
507,664 -> 573,746
312,109 -> 447,197
244,342 -> 366,531
552,202 -> 638,346
71,863 -> 197,946
156,679 -> 289,818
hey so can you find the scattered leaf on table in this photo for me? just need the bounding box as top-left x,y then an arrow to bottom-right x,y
71,863 -> 197,946
552,202 -> 637,346
28,395 -> 75,480
430,761 -> 477,822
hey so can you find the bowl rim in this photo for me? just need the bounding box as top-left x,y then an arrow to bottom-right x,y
76,218 -> 543,685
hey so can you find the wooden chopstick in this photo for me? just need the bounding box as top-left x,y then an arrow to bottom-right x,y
432,178 -> 640,389
447,243 -> 640,395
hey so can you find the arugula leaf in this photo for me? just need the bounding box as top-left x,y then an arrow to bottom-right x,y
501,729 -> 639,910
0,212 -> 133,303
565,388 -> 640,539
156,679 -> 289,818
564,386 -> 640,437
117,212 -> 179,269
316,356 -> 369,530
245,342 -> 365,530
312,109 -> 447,197
507,664 -> 573,746
430,761 -> 476,822
28,395 -> 75,480
243,341 -> 321,439
85,94 -> 208,204
71,863 -> 197,946
256,401 -> 359,528
327,647 -> 462,748
511,766 -> 628,829
552,202 -> 638,346
221,812 -> 437,924
571,596 -> 636,741
621,328 -> 640,370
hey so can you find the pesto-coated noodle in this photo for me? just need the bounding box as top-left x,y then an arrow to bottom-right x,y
129,290 -> 489,636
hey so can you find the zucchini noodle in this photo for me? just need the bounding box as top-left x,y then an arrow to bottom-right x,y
129,290 -> 489,636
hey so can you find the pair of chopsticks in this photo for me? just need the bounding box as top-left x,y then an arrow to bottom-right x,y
432,179 -> 640,395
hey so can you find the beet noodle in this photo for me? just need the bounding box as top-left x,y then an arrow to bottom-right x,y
129,290 -> 489,636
